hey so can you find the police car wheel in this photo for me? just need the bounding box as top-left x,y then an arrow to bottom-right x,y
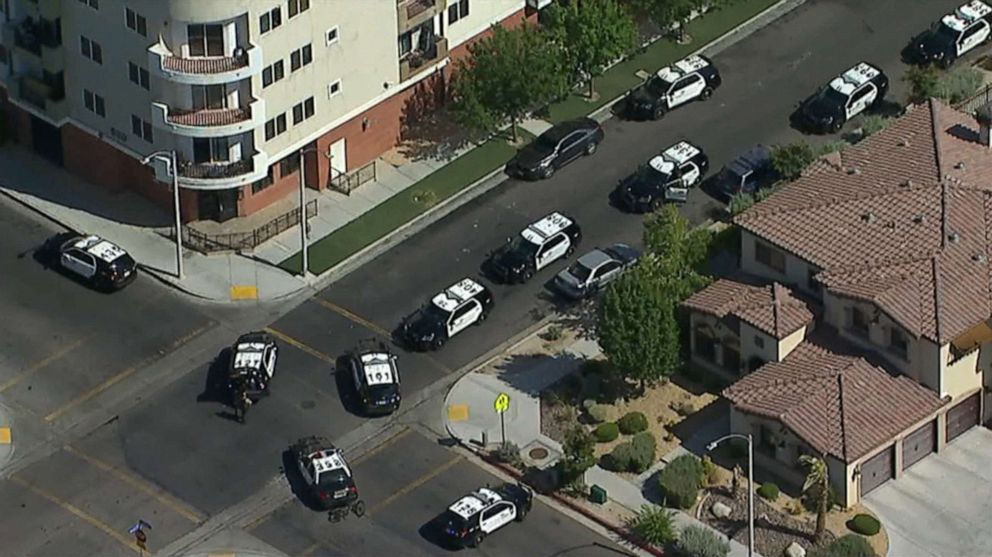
352,500 -> 366,517
652,106 -> 665,120
431,337 -> 445,350
469,531 -> 485,548
699,87 -> 713,101
476,311 -> 487,324
584,141 -> 598,156
523,269 -> 534,281
515,504 -> 528,522
541,166 -> 555,179
650,197 -> 664,212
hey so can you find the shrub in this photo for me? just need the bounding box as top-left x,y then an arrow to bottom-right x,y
859,114 -> 889,138
673,401 -> 696,417
658,454 -> 704,509
772,141 -> 817,181
701,455 -> 719,486
561,427 -> 596,485
627,505 -> 678,547
618,411 -> 649,434
847,513 -> 881,536
938,67 -> 984,104
728,192 -> 756,215
594,422 -> 620,443
675,525 -> 731,557
756,483 -> 779,501
630,431 -> 657,472
808,534 -> 877,557
787,499 -> 804,516
541,323 -> 564,341
582,398 -> 596,411
581,359 -> 613,376
587,403 -> 610,424
493,442 -> 521,467
818,140 -> 849,154
602,441 -> 635,472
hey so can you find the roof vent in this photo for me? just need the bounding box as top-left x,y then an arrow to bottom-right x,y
898,138 -> 911,147
948,231 -> 961,243
861,212 -> 876,224
902,179 -> 914,188
912,214 -> 926,224
846,167 -> 861,175
886,220 -> 897,230
973,253 -> 988,263
955,161 -> 966,170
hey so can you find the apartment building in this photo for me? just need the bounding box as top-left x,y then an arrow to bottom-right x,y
682,98 -> 992,507
0,0 -> 536,222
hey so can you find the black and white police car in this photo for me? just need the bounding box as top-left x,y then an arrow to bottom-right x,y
401,278 -> 495,351
553,243 -> 642,300
798,62 -> 889,134
291,436 -> 360,511
228,332 -> 277,400
624,54 -> 721,120
614,141 -> 709,212
907,1 -> 992,68
440,483 -> 533,548
45,233 -> 138,290
343,340 -> 401,415
484,212 -> 582,284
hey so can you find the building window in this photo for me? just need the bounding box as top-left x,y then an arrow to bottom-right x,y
264,113 -> 287,141
325,26 -> 339,46
78,0 -> 98,10
889,327 -> 908,360
290,44 -> 312,71
252,167 -> 275,194
279,153 -> 300,176
131,115 -> 153,143
327,80 -> 341,98
448,0 -> 469,24
192,84 -> 227,110
188,24 -> 224,57
755,241 -> 786,274
259,7 -> 282,34
287,0 -> 309,18
193,137 -> 230,163
754,335 -> 765,349
83,89 -> 105,117
125,8 -> 147,36
80,36 -> 102,64
292,96 -> 315,125
850,306 -> 870,336
128,62 -> 150,90
262,60 -> 284,88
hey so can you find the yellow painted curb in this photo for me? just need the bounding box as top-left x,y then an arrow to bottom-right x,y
230,285 -> 259,300
0,427 -> 9,444
447,404 -> 469,422
208,553 -> 235,557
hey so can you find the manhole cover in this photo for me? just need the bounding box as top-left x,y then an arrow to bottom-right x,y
528,447 -> 549,460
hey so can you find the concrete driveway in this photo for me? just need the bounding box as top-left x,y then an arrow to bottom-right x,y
864,427 -> 992,557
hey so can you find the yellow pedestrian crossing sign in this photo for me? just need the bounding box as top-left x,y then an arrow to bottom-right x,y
494,392 -> 510,414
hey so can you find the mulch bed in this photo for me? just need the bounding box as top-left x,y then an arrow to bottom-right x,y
540,389 -> 578,445
700,486 -> 835,556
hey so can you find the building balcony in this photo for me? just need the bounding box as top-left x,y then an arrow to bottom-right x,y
148,41 -> 262,86
16,74 -> 66,118
400,36 -> 448,82
12,16 -> 61,59
397,0 -> 445,33
151,98 -> 265,138
152,152 -> 269,190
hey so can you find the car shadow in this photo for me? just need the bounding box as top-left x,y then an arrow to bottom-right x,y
418,516 -> 460,552
280,449 -> 326,512
197,348 -> 232,405
333,355 -> 366,418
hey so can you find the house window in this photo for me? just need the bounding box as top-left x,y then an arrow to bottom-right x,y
327,80 -> 341,98
290,44 -> 312,71
80,36 -> 102,64
292,96 -> 315,125
259,7 -> 282,34
287,0 -> 309,18
130,115 -> 153,143
889,327 -> 908,359
448,0 -> 469,24
694,325 -> 716,362
325,26 -> 339,45
82,89 -> 105,116
755,241 -> 786,274
279,153 -> 300,177
252,167 -> 275,194
264,113 -> 287,141
128,62 -> 149,90
125,8 -> 147,36
262,60 -> 284,87
188,24 -> 224,56
850,306 -> 870,336
78,0 -> 98,10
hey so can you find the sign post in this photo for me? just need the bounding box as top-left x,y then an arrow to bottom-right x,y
128,519 -> 152,555
493,392 -> 510,447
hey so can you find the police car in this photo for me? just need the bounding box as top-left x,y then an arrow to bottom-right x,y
614,141 -> 709,212
798,62 -> 889,133
624,54 -> 721,120
291,436 -> 359,511
484,212 -> 583,283
45,233 -> 138,290
228,332 -> 277,400
401,278 -> 495,351
907,1 -> 992,68
343,340 -> 401,415
441,483 -> 533,548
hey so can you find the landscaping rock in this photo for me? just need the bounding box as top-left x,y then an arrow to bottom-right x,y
784,542 -> 806,557
711,502 -> 732,518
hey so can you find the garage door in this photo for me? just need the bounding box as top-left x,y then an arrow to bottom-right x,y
902,421 -> 936,470
946,393 -> 980,443
860,446 -> 894,497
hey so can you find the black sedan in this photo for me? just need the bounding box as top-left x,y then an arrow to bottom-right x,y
505,118 -> 604,180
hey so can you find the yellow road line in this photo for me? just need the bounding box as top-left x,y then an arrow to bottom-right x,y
309,297 -> 392,338
264,327 -> 336,365
352,427 -> 412,466
0,339 -> 86,393
64,445 -> 205,523
298,543 -> 322,557
9,475 -> 139,554
44,323 -> 213,423
367,455 -> 462,516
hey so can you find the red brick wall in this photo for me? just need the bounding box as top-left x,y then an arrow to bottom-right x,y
239,156 -> 301,216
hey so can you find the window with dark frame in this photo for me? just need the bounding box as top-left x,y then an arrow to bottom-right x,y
290,44 -> 312,71
78,0 -> 98,10
448,0 -> 469,24
889,327 -> 908,359
292,97 -> 315,125
259,7 -> 282,34
128,62 -> 149,90
265,113 -> 288,140
252,167 -> 275,194
327,80 -> 341,97
188,24 -> 224,57
755,241 -> 786,274
287,0 -> 309,18
125,7 -> 147,36
279,154 -> 300,177
325,26 -> 339,45
850,306 -> 870,336
131,115 -> 153,143
80,36 -> 102,64
83,89 -> 105,117
262,60 -> 284,87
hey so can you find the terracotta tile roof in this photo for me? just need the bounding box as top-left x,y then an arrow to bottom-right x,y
682,278 -> 814,339
163,55 -> 246,74
167,107 -> 251,127
723,343 -> 947,462
735,99 -> 992,343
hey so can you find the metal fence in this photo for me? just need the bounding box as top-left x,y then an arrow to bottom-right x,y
329,160 -> 377,195
182,200 -> 318,253
953,83 -> 992,114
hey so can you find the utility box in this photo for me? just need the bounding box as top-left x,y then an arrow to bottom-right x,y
589,484 -> 607,505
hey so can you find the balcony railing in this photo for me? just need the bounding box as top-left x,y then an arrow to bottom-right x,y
399,36 -> 448,82
152,98 -> 265,138
163,51 -> 249,75
149,41 -> 263,85
329,160 -> 377,195
13,17 -> 60,57
397,0 -> 444,32
178,158 -> 254,180
167,107 -> 252,128
18,74 -> 64,111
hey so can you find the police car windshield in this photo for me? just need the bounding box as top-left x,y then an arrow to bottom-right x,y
317,468 -> 350,489
423,303 -> 451,323
819,86 -> 849,107
638,163 -> 669,181
647,76 -> 672,95
508,236 -> 540,257
933,21 -> 960,41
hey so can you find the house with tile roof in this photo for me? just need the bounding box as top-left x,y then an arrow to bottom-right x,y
682,98 -> 992,506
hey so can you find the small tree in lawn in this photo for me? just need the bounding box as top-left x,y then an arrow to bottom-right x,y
561,426 -> 597,486
799,455 -> 831,542
642,204 -> 711,301
904,64 -> 940,105
627,505 -> 678,546
544,0 -> 638,99
449,23 -> 567,142
771,141 -> 817,181
597,257 -> 681,393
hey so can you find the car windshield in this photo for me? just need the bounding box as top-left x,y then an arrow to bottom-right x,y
536,130 -> 563,150
818,86 -> 848,107
718,167 -> 746,188
508,236 -> 540,258
566,261 -> 594,282
317,468 -> 351,490
637,163 -> 669,182
646,76 -> 672,95
933,21 -> 959,42
421,303 -> 450,324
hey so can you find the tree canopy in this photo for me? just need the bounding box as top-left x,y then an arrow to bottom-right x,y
545,0 -> 638,97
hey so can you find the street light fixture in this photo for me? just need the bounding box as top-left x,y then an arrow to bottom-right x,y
140,150 -> 183,279
706,433 -> 754,557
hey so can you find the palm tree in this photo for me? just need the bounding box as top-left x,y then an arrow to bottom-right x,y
799,455 -> 830,540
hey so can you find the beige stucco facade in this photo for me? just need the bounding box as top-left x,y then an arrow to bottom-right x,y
687,307 -> 808,381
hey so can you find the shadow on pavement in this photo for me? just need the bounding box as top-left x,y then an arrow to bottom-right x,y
197,348 -> 233,405
491,351 -> 583,398
280,449 -> 326,512
418,517 -> 460,552
333,355 -> 366,418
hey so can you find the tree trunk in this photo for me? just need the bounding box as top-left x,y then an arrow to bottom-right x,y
815,483 -> 828,539
510,116 -> 518,143
587,76 -> 595,99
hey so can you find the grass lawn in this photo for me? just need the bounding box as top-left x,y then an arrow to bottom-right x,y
280,130 -> 531,275
546,0 -> 781,123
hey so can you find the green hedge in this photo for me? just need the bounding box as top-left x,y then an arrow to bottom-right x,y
808,534 -> 877,557
603,431 -> 657,473
847,514 -> 881,536
594,422 -> 620,443
675,525 -> 731,557
659,454 -> 704,509
756,483 -> 779,501
618,411 -> 649,434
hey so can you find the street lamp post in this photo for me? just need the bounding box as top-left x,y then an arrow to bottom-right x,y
706,433 -> 754,557
140,150 -> 183,279
297,146 -> 318,278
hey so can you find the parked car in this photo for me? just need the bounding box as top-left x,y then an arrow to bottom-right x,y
440,483 -> 533,548
614,141 -> 709,212
400,278 -> 494,351
343,340 -> 401,415
484,212 -> 582,284
623,54 -> 722,120
553,243 -> 642,300
714,145 -> 778,200
797,61 -> 888,134
905,1 -> 992,68
505,118 -> 604,180
43,233 -> 138,291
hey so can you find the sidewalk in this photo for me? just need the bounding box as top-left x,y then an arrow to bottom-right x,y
161,527 -> 291,557
442,329 -> 761,557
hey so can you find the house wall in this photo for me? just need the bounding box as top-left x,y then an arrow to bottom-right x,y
740,230 -> 822,298
943,346 -> 983,401
688,312 -> 741,381
778,325 -> 807,361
